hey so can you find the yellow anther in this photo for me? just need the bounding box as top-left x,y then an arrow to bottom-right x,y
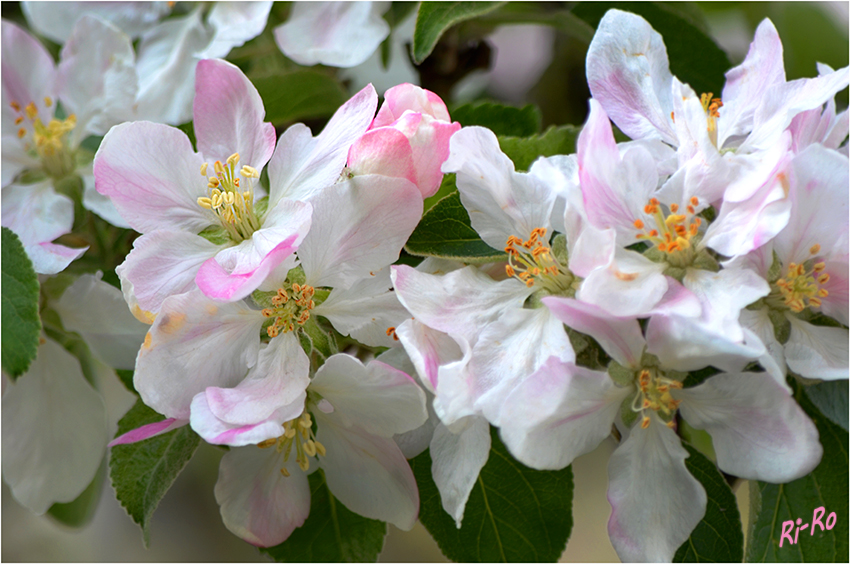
641,416 -> 651,429
666,420 -> 676,429
280,467 -> 290,477
44,96 -> 52,107
284,427 -> 296,439
814,262 -> 826,273
315,441 -> 326,457
208,176 -> 220,188
197,197 -> 213,209
241,165 -> 259,178
214,160 -> 224,175
818,288 -> 829,298
17,128 -> 26,138
809,297 -> 822,308
810,244 -> 821,255
227,153 -> 240,166
303,440 -> 317,457
25,102 -> 37,119
10,101 -> 20,112
298,457 -> 310,472
14,116 -> 23,125
200,162 -> 208,176
818,273 -> 830,284
258,438 -> 277,448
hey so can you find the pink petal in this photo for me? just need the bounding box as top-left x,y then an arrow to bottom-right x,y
109,418 -> 188,446
374,83 -> 451,127
347,127 -> 417,186
193,58 -> 276,169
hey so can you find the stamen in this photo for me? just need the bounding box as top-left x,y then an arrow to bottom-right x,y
43,96 -> 52,107
810,244 -> 821,255
200,162 -> 208,176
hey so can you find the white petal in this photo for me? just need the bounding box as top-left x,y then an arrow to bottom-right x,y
585,9 -> 676,144
391,264 -> 532,338
134,290 -> 263,419
575,248 -> 669,318
267,84 -> 377,207
785,316 -> 849,381
443,126 -> 556,250
134,9 -> 212,125
470,306 -> 574,423
274,2 -> 389,68
430,416 -> 491,528
80,170 -> 131,229
299,175 -> 422,289
395,318 -> 465,392
499,357 -> 628,470
52,273 -> 148,370
310,354 -> 428,437
58,15 -> 138,141
317,417 -> 418,530
190,390 -> 304,447
607,413 -> 706,562
739,307 -> 787,388
215,446 -> 310,547
1,338 -> 107,514
314,267 -> 410,347
22,1 -> 169,43
1,180 -> 73,246
1,20 -> 56,121
201,2 -> 272,59
677,372 -> 822,481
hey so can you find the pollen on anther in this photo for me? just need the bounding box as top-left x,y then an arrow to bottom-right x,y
810,244 -> 821,255
641,416 -> 651,429
200,162 -> 208,176
14,116 -> 23,125
17,128 -> 26,138
634,219 -> 644,230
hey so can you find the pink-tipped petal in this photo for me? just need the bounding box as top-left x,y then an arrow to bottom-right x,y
109,418 -> 188,446
193,58 -> 276,169
347,127 -> 417,186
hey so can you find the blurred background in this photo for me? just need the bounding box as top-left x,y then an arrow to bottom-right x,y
2,1 -> 847,561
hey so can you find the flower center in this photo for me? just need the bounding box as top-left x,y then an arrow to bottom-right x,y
257,411 -> 326,476
262,283 -> 316,338
635,197 -> 703,269
630,368 -> 683,429
700,92 -> 723,147
11,98 -> 77,179
196,153 -> 262,243
768,244 -> 830,313
504,228 -> 574,294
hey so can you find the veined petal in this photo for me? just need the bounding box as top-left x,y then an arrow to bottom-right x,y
395,318 -> 465,392
93,121 -> 210,233
311,354 -> 427,437
717,18 -> 786,146
1,338 -> 107,514
120,229 -> 220,313
80,169 -> 132,229
785,316 -> 849,381
819,260 -> 849,326
299,175 -> 422,289
25,241 -> 88,275
193,58 -> 276,169
607,412 -> 706,562
134,290 -> 264,419
203,332 -> 309,428
317,417 -> 418,530
586,9 -> 676,144
542,296 -> 645,368
470,306 -> 575,424
215,446 -> 310,547
499,357 -> 628,470
2,180 -> 73,246
443,126 -> 556,249
274,2 -> 389,68
677,372 -> 822,481
53,272 -> 148,370
201,2 -> 272,59
268,83 -> 377,207
392,264 -> 532,338
134,8 -> 212,125
430,416 -> 491,528
58,15 -> 138,142
313,268 -> 410,348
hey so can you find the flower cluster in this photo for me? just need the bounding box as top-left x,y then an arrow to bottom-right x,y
2,4 -> 847,563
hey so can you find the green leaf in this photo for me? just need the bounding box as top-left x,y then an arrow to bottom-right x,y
498,124 -> 581,171
405,190 -> 504,263
804,380 -> 848,432
413,2 -> 505,64
451,102 -> 542,137
409,426 -> 574,562
109,399 -> 201,546
260,470 -> 387,562
254,70 -> 348,126
47,458 -> 106,527
745,385 -> 849,562
572,2 -> 731,96
1,227 -> 42,378
673,444 -> 743,562
116,368 -> 136,394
